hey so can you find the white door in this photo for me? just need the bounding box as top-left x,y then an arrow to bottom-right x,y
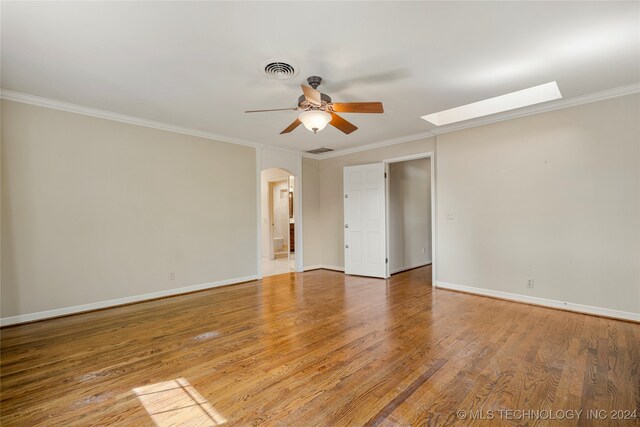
344,163 -> 388,278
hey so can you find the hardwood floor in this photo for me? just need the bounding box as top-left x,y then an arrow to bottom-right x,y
1,266 -> 638,426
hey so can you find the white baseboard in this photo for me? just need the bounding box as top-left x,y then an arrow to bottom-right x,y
303,264 -> 345,272
434,281 -> 639,322
320,265 -> 345,272
0,274 -> 259,327
390,261 -> 432,275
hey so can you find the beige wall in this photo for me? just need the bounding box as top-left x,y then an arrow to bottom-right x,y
302,157 -> 322,268
3,92 -> 638,320
389,158 -> 431,273
309,94 -> 638,316
317,137 -> 436,268
436,93 -> 640,314
1,100 -> 257,318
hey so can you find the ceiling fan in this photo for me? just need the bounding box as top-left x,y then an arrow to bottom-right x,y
245,76 -> 384,135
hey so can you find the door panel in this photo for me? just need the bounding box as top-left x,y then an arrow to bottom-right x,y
350,231 -> 363,264
344,163 -> 387,278
348,190 -> 362,225
366,189 -> 379,221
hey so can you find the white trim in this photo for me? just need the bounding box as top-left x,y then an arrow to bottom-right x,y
303,264 -> 345,272
384,162 -> 391,278
255,148 -> 263,279
434,281 -> 640,322
312,82 -> 640,160
384,152 -> 437,283
257,153 -> 304,277
0,89 -> 297,157
390,261 -> 432,275
0,275 -> 259,326
322,265 -> 345,272
260,144 -> 304,159
431,149 -> 438,283
3,83 -> 639,161
316,131 -> 435,159
428,82 -> 640,136
295,155 -> 304,272
383,152 -> 436,164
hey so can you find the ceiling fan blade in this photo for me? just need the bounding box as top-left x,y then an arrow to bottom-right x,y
331,102 -> 384,113
301,85 -> 322,105
280,118 -> 302,134
329,113 -> 358,135
245,108 -> 298,113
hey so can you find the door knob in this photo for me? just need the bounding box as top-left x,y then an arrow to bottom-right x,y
344,224 -> 349,228
345,244 -> 349,249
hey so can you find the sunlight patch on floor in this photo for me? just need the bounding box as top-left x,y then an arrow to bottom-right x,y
133,378 -> 226,426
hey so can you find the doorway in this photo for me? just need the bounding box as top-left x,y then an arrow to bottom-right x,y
342,152 -> 435,279
261,168 -> 296,277
387,157 -> 432,275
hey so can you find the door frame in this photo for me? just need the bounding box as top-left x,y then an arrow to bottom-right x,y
383,151 -> 436,280
256,148 -> 304,279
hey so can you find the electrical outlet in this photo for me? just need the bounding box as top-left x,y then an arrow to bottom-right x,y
527,278 -> 534,288
169,272 -> 175,280
446,210 -> 455,220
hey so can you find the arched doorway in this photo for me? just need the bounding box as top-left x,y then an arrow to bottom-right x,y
260,168 -> 296,276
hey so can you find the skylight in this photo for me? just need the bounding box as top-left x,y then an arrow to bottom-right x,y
421,81 -> 562,126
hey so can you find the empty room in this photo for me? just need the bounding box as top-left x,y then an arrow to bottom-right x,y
1,1 -> 639,426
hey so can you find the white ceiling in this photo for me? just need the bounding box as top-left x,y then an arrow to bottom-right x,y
2,1 -> 639,153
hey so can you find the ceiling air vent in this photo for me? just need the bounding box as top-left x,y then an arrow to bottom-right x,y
305,147 -> 334,155
262,60 -> 298,80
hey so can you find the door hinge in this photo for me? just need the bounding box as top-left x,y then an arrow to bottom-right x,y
385,258 -> 388,264
384,172 -> 387,178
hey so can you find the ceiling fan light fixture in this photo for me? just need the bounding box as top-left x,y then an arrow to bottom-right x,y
298,110 -> 331,134
245,75 -> 380,135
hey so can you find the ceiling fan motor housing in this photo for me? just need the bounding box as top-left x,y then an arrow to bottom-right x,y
307,75 -> 323,89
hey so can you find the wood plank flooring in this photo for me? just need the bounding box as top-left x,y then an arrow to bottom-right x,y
1,266 -> 639,426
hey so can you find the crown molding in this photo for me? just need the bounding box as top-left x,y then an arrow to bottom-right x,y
0,89 -> 268,149
3,82 -> 639,161
426,81 -> 640,136
314,130 -> 436,160
314,82 -> 640,160
0,89 -> 305,159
